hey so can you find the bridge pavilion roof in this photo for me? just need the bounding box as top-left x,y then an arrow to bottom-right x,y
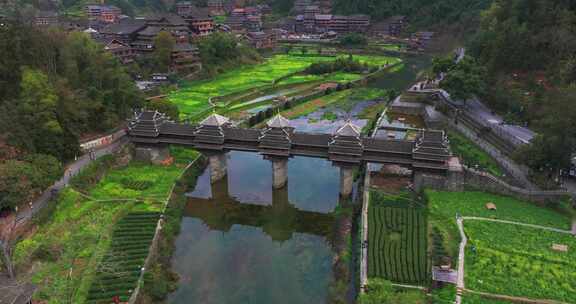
200,113 -> 230,127
335,121 -> 361,138
267,114 -> 291,128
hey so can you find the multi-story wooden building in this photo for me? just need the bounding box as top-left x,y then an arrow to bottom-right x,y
207,0 -> 226,15
100,19 -> 146,43
132,14 -> 191,54
175,1 -> 194,16
85,5 -> 121,24
371,15 -> 407,37
245,31 -> 276,49
104,39 -> 135,64
35,11 -> 59,27
171,42 -> 201,71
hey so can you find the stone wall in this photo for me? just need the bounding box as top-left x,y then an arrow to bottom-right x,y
463,167 -> 570,204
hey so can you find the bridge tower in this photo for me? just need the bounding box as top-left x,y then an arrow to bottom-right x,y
260,114 -> 293,189
194,113 -> 231,183
330,121 -> 364,198
129,110 -> 171,164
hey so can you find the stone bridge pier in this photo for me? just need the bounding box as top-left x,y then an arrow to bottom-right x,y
134,145 -> 171,164
207,152 -> 228,184
339,165 -> 356,198
265,156 -> 289,189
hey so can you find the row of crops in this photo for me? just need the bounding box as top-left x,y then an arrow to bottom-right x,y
367,191 -> 429,285
85,211 -> 161,303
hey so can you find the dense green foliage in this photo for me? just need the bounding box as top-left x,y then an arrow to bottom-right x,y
304,57 -> 373,75
332,0 -> 491,26
447,130 -> 504,176
198,32 -> 261,75
0,25 -> 142,161
432,55 -> 486,102
339,33 -> 368,47
367,190 -> 428,285
468,0 -> 576,172
465,221 -> 576,302
0,154 -> 62,209
152,31 -> 175,73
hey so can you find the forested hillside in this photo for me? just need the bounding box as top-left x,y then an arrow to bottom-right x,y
468,0 -> 576,173
0,25 -> 141,209
331,0 -> 492,27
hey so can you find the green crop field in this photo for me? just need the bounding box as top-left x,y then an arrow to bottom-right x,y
13,148 -> 200,303
367,190 -> 428,285
169,54 -> 400,119
426,190 -> 572,230
464,221 -> 576,302
85,212 -> 160,303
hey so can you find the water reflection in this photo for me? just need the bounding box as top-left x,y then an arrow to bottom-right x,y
169,151 -> 343,304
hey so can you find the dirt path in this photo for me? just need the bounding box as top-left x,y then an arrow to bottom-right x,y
461,216 -> 572,234
456,216 -> 467,304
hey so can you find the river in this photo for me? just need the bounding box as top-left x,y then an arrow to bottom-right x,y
167,54 -> 431,304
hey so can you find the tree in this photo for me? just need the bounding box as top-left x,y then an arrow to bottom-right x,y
358,279 -> 426,304
432,56 -> 455,75
145,99 -> 180,121
440,56 -> 486,102
339,33 -> 368,47
153,31 -> 175,73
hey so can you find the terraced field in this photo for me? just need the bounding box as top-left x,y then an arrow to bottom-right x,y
86,212 -> 161,303
367,191 -> 428,285
169,54 -> 400,119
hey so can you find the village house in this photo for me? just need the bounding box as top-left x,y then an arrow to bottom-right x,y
131,14 -> 191,54
207,0 -> 226,16
171,42 -> 201,71
177,6 -> 215,37
103,39 -> 135,64
175,1 -> 195,16
85,5 -> 121,24
245,31 -> 276,49
100,19 -> 146,44
34,11 -> 59,27
371,15 -> 407,37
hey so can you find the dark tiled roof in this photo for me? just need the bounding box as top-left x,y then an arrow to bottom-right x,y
173,42 -> 199,52
100,20 -> 146,35
146,13 -> 188,26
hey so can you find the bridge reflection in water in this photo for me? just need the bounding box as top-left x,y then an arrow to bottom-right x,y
184,176 -> 339,242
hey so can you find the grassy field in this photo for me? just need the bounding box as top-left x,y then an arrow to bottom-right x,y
447,130 -> 504,177
464,221 -> 576,302
169,54 -> 400,119
426,190 -> 572,230
367,190 -> 428,285
462,294 -> 512,303
13,147 -> 199,303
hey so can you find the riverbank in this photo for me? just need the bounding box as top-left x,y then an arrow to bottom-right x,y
10,146 -> 201,303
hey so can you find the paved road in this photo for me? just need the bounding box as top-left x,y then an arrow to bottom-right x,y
464,98 -> 536,144
13,136 -> 128,223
